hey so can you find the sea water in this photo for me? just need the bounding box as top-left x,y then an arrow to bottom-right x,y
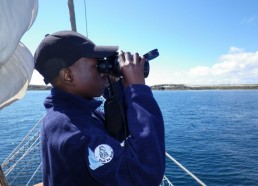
0,90 -> 258,185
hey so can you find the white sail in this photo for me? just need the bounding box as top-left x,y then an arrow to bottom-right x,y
0,0 -> 38,109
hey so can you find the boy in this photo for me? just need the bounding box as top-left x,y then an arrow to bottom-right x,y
34,30 -> 165,186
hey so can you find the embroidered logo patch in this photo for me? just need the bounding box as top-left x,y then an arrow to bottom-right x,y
94,144 -> 114,164
88,144 -> 114,170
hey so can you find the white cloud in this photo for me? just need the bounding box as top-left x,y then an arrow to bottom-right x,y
146,47 -> 258,85
229,47 -> 244,53
250,68 -> 258,77
241,16 -> 257,24
186,47 -> 258,84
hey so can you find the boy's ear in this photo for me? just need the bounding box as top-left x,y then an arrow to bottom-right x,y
59,68 -> 74,84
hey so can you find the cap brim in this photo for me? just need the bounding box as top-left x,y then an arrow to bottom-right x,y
92,46 -> 118,58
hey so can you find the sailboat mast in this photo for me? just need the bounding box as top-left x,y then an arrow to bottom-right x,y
68,0 -> 77,32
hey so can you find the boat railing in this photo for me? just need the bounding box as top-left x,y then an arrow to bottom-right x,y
0,117 -> 205,186
165,152 -> 206,186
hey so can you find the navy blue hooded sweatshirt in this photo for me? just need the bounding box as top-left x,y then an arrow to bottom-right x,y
41,84 -> 165,186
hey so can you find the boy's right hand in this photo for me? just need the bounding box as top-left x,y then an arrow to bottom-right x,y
118,50 -> 145,88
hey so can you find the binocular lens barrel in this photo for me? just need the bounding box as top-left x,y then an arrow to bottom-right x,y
97,49 -> 159,78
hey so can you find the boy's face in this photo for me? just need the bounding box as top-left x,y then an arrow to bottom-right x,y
69,57 -> 107,98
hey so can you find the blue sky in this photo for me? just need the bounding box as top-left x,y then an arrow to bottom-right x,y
22,0 -> 258,85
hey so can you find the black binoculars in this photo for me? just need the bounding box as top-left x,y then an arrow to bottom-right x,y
97,49 -> 159,78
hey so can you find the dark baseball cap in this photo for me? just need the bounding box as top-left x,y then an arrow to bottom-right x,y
34,30 -> 118,84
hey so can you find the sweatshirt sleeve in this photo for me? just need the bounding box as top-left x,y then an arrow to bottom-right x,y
86,84 -> 165,186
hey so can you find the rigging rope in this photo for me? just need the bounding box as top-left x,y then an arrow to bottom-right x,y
83,0 -> 88,38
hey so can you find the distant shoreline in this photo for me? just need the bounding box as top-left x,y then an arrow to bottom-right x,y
150,84 -> 258,90
28,84 -> 258,91
28,85 -> 52,90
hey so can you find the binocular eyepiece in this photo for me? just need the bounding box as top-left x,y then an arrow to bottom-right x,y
97,49 -> 159,78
